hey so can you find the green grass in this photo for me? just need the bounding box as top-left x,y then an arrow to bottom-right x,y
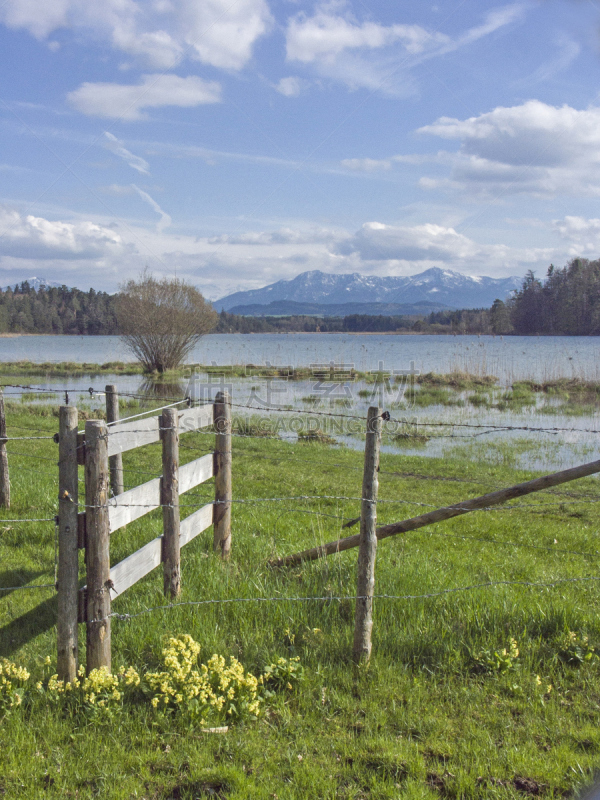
0,361 -> 147,377
2,406 -> 600,798
416,372 -> 499,390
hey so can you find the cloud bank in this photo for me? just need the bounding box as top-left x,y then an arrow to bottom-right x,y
68,73 -> 221,120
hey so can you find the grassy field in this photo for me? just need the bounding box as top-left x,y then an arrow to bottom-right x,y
2,401 -> 600,799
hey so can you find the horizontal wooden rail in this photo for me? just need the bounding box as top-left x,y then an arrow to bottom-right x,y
179,453 -> 214,495
106,453 -> 214,534
107,503 -> 214,599
106,404 -> 213,458
108,478 -> 161,533
270,457 -> 600,567
179,503 -> 213,548
178,405 -> 213,434
107,415 -> 159,458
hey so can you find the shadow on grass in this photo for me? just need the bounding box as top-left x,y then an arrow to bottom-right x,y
0,570 -> 50,598
0,592 -> 57,658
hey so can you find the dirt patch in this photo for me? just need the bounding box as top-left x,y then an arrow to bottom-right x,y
477,776 -> 547,795
166,780 -> 230,799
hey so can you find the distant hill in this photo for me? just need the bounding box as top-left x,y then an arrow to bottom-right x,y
2,277 -> 64,292
216,268 -> 521,313
227,300 -> 448,317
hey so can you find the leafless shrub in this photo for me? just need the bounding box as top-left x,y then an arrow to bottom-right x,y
117,272 -> 217,373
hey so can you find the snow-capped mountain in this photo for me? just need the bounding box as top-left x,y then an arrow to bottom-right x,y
215,268 -> 522,313
2,277 -> 64,291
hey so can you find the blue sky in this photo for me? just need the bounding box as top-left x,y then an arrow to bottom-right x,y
0,0 -> 598,298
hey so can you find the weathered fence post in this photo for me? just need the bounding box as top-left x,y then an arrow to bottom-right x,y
85,419 -> 111,673
161,407 -> 181,598
105,384 -> 124,497
353,406 -> 382,664
0,389 -> 9,508
213,390 -> 232,559
57,406 -> 79,682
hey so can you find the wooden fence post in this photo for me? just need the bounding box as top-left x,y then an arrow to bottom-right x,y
353,406 -> 382,664
85,419 -> 111,673
0,389 -> 9,508
213,390 -> 232,559
105,384 -> 124,497
161,407 -> 181,598
57,406 -> 79,682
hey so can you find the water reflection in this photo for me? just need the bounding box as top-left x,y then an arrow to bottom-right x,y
136,378 -> 187,402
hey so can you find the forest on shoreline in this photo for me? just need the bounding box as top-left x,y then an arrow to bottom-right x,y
1,258 -> 598,336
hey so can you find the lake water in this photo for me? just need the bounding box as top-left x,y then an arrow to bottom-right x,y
3,333 -> 600,472
1,333 -> 600,384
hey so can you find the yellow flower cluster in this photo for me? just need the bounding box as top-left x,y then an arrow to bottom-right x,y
3,637 -> 303,725
46,664 -> 138,713
499,638 -> 519,660
118,665 -> 141,688
0,659 -> 30,710
145,636 -> 262,722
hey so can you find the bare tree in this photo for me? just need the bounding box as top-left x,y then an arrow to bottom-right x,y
117,273 -> 217,372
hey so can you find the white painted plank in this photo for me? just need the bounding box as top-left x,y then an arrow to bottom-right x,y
110,535 -> 162,597
107,415 -> 160,457
179,404 -> 213,434
179,453 -> 214,495
180,503 -> 213,548
108,477 -> 161,533
108,503 -> 213,599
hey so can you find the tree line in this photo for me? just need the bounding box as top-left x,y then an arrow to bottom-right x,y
423,258 -> 600,335
3,259 -> 600,336
0,282 -> 118,334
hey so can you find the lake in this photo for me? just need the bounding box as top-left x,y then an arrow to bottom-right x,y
3,333 -> 600,472
1,333 -> 600,384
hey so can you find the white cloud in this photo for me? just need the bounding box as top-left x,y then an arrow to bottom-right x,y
0,0 -> 271,70
103,132 -> 150,173
275,76 -> 309,97
341,157 -> 392,172
552,216 -> 600,257
208,226 -> 344,245
131,185 -> 171,233
285,4 -> 524,92
286,11 -> 440,63
178,0 -> 272,71
0,211 -> 564,295
67,73 -> 221,120
335,221 -> 551,273
0,205 -> 125,260
418,100 -> 600,196
100,184 -> 137,195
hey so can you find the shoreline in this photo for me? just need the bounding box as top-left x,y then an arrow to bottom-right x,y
1,331 -> 600,338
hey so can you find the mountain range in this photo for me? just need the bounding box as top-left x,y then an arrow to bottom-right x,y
224,300 -> 449,317
2,277 -> 64,292
216,268 -> 522,316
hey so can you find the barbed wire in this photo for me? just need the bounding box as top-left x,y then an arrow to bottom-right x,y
1,435 -> 55,440
0,582 -> 55,593
101,575 -> 600,623
79,493 -> 600,513
226,446 -> 599,501
1,383 -> 195,404
230,401 -> 368,421
390,417 -> 600,435
107,399 -> 189,427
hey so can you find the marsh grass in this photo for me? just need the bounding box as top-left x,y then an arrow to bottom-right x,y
1,407 -> 600,798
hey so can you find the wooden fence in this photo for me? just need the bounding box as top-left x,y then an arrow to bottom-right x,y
56,388 -> 232,681
7,387 -> 598,679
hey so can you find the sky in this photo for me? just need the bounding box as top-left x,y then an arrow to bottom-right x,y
0,0 -> 599,299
